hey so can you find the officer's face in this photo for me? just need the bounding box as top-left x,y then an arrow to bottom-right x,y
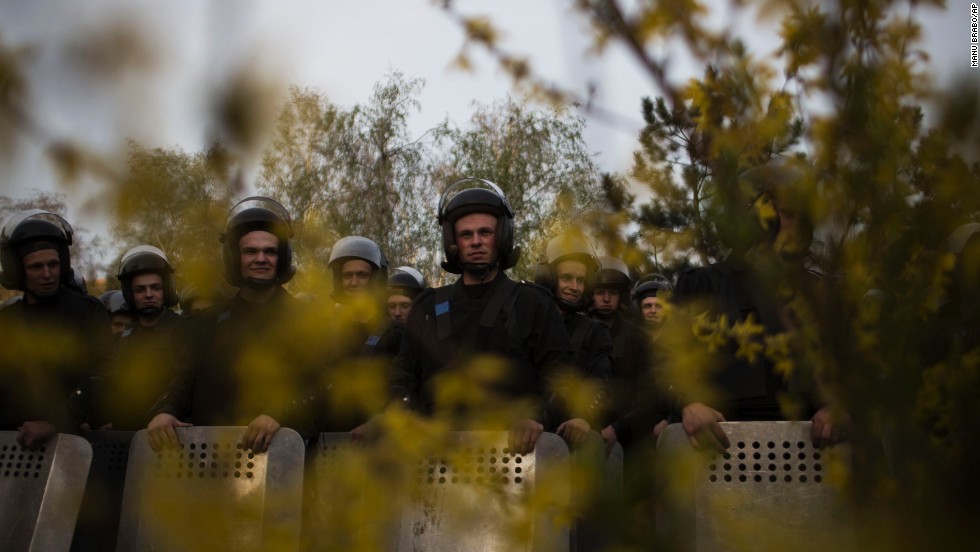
556,260 -> 587,304
239,231 -> 279,282
110,313 -> 133,336
454,213 -> 497,265
387,293 -> 412,323
23,248 -> 61,296
131,273 -> 164,312
341,259 -> 373,294
641,295 -> 664,324
593,287 -> 621,313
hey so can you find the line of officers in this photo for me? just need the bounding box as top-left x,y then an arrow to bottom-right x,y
0,176 -> 845,463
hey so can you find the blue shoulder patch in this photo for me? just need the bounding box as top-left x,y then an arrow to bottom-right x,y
365,335 -> 381,347
435,301 -> 450,316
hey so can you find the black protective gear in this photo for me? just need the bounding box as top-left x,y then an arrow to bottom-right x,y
596,256 -> 631,291
0,287 -> 110,431
219,197 -> 295,287
438,178 -> 520,275
178,283 -> 225,316
388,266 -> 426,299
631,273 -> 672,305
99,289 -> 130,314
390,272 -> 575,427
0,210 -> 74,291
67,267 -> 87,295
116,245 -> 178,312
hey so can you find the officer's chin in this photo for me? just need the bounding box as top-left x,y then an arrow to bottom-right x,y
462,262 -> 497,280
591,308 -> 616,320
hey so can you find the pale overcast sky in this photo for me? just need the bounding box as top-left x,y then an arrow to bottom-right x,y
0,0 -> 969,220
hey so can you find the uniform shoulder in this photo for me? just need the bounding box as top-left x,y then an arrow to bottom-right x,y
78,292 -> 105,309
413,287 -> 439,305
675,264 -> 722,296
514,280 -> 554,301
62,288 -> 108,314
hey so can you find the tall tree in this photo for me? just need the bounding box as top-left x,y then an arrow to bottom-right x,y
259,73 -> 439,284
110,142 -> 234,290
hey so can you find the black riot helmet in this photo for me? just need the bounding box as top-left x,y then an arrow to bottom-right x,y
219,197 -> 295,287
595,256 -> 631,294
534,231 -> 599,312
438,178 -> 520,275
632,273 -> 673,306
116,245 -> 178,311
0,209 -> 74,292
327,236 -> 388,302
67,267 -> 88,295
99,289 -> 130,315
387,266 -> 426,300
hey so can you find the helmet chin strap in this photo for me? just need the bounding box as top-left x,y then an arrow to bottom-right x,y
557,297 -> 588,313
139,306 -> 164,317
591,308 -> 616,320
243,277 -> 278,289
462,261 -> 497,282
26,288 -> 59,302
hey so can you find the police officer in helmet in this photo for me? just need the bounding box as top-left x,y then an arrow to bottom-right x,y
117,245 -> 181,332
386,266 -> 426,324
97,245 -> 185,430
589,257 -> 665,452
534,232 -> 612,448
147,197 -> 312,452
388,178 -> 575,453
0,210 -> 110,449
672,159 -> 843,451
99,289 -> 133,337
632,274 -> 672,329
327,236 -> 388,314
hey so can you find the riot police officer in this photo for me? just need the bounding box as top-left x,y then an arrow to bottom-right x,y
98,246 -> 185,430
671,159 -> 842,451
0,209 -> 110,449
389,178 -> 575,453
632,273 -> 672,330
146,197 -> 315,452
386,266 -> 426,324
590,257 -> 664,452
99,289 -> 133,337
117,245 -> 181,332
326,236 -> 399,356
534,232 -> 611,447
